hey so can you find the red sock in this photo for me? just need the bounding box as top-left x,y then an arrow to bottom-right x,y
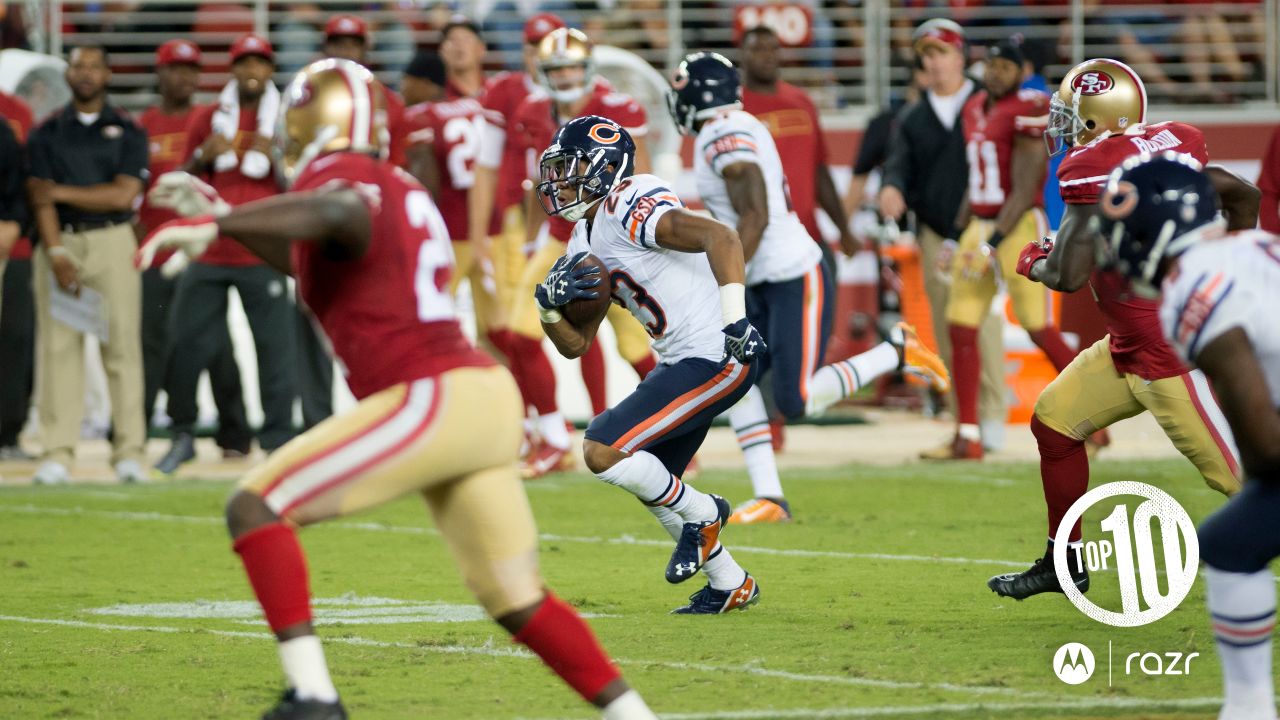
513,592 -> 621,703
1032,415 -> 1090,542
949,324 -> 980,426
506,334 -> 559,415
580,341 -> 608,416
485,329 -> 512,363
1029,328 -> 1079,372
630,354 -> 656,380
232,522 -> 312,634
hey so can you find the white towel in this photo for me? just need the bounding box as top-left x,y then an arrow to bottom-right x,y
211,80 -> 280,179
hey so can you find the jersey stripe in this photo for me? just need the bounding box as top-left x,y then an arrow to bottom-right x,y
1187,279 -> 1235,357
1059,174 -> 1110,187
635,200 -> 675,248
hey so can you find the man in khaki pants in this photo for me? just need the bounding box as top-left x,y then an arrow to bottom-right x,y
25,45 -> 148,484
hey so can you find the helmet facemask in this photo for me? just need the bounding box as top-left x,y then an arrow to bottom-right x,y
536,145 -> 629,222
1046,91 -> 1086,158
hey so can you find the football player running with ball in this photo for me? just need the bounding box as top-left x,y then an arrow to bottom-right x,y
138,60 -> 656,720
988,58 -> 1260,600
534,114 -> 764,614
1109,153 -> 1280,720
668,52 -> 950,524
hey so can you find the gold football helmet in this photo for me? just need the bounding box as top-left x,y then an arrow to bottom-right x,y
1047,58 -> 1147,157
275,58 -> 389,186
536,27 -> 595,104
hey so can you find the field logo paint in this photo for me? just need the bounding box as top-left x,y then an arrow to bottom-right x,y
1053,642 -> 1095,685
1054,481 -> 1199,627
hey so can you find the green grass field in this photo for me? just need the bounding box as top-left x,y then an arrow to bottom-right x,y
0,458 -> 1236,719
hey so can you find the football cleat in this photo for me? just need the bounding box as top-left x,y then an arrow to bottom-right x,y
261,690 -> 347,720
919,434 -> 983,461
728,497 -> 792,525
988,555 -> 1090,600
893,322 -> 951,394
671,573 -> 760,615
155,432 -> 196,475
665,494 -> 730,584
520,441 -> 574,480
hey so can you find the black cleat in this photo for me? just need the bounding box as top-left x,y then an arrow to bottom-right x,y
262,690 -> 348,720
154,432 -> 196,475
666,494 -> 731,584
988,555 -> 1089,600
671,573 -> 760,614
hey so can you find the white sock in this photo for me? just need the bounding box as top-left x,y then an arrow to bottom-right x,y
958,423 -> 981,442
538,412 -> 570,450
703,544 -> 748,591
806,341 -> 899,416
597,451 -> 716,522
278,635 -> 339,703
728,386 -> 784,499
645,503 -> 683,542
602,689 -> 658,720
1206,566 -> 1277,720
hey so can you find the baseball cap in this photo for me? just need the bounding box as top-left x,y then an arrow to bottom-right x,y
986,38 -> 1026,68
912,18 -> 966,54
404,50 -> 446,86
156,39 -> 201,67
230,33 -> 274,63
523,13 -> 565,45
441,14 -> 482,40
325,14 -> 368,41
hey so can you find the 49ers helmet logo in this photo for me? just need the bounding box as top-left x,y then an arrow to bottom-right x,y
588,122 -> 622,144
1072,71 -> 1114,96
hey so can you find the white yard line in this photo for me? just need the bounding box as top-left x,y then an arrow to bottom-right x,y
613,696 -> 1224,719
0,614 -> 1046,698
0,503 -> 1030,568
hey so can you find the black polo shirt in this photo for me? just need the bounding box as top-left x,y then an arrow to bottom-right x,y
0,119 -> 26,233
27,102 -> 148,227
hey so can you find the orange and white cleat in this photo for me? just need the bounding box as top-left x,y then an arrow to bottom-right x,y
520,441 -> 575,480
671,573 -> 761,614
894,322 -> 951,394
666,495 -> 730,583
728,497 -> 792,525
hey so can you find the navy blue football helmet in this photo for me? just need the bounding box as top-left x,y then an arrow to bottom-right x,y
536,115 -> 636,222
1097,152 -> 1222,291
667,51 -> 741,135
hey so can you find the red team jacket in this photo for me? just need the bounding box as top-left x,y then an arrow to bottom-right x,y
742,82 -> 828,244
1057,121 -> 1208,380
0,92 -> 32,259
291,153 -> 491,399
962,88 -> 1050,219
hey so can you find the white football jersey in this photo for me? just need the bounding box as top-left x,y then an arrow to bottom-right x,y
1161,230 -> 1280,407
566,173 -> 725,364
693,109 -> 822,286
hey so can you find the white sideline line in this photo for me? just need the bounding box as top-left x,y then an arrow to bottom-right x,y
0,504 -> 1030,568
624,696 -> 1224,720
0,614 -> 1047,698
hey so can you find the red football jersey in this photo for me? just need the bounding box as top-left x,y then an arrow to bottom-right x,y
138,105 -> 198,236
185,104 -> 281,266
402,96 -> 486,241
0,92 -> 32,259
383,85 -> 408,169
962,88 -> 1050,219
742,82 -> 827,243
1058,121 -> 1209,380
291,153 -> 492,399
512,86 -> 648,241
481,71 -> 540,233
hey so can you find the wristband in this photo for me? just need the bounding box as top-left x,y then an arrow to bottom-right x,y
538,306 -> 563,324
46,245 -> 72,259
987,230 -> 1006,247
719,282 -> 746,326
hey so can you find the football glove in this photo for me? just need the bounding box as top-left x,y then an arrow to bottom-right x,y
956,243 -> 995,281
534,251 -> 601,311
722,318 -> 767,364
147,171 -> 232,218
136,214 -> 219,278
1017,237 -> 1054,280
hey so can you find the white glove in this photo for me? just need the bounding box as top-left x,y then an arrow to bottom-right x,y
136,214 -> 219,278
148,171 -> 232,218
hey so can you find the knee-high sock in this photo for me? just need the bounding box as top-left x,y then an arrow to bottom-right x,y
513,592 -> 622,704
1032,414 -> 1090,542
702,544 -> 748,592
1206,566 -> 1277,720
597,450 -> 716,523
485,329 -> 512,363
233,522 -> 312,633
580,341 -> 608,417
728,385 -> 783,500
806,341 -> 900,416
646,503 -> 683,541
506,334 -> 558,415
631,354 -> 656,380
1029,328 -> 1078,372
950,324 -> 980,427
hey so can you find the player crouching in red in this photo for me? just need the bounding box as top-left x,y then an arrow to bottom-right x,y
137,60 -> 656,720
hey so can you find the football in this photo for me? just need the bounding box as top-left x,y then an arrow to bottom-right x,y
561,253 -> 611,329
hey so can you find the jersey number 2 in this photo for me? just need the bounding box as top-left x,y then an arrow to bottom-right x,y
443,115 -> 485,190
405,190 -> 455,322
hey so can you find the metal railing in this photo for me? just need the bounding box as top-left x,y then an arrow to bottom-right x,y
23,0 -> 1280,115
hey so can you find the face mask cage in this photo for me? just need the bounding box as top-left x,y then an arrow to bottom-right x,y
536,148 -> 604,220
1045,92 -> 1085,157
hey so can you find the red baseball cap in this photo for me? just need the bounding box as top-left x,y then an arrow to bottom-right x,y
912,18 -> 966,54
230,33 -> 274,64
523,13 -> 565,45
325,14 -> 368,41
156,39 -> 201,67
